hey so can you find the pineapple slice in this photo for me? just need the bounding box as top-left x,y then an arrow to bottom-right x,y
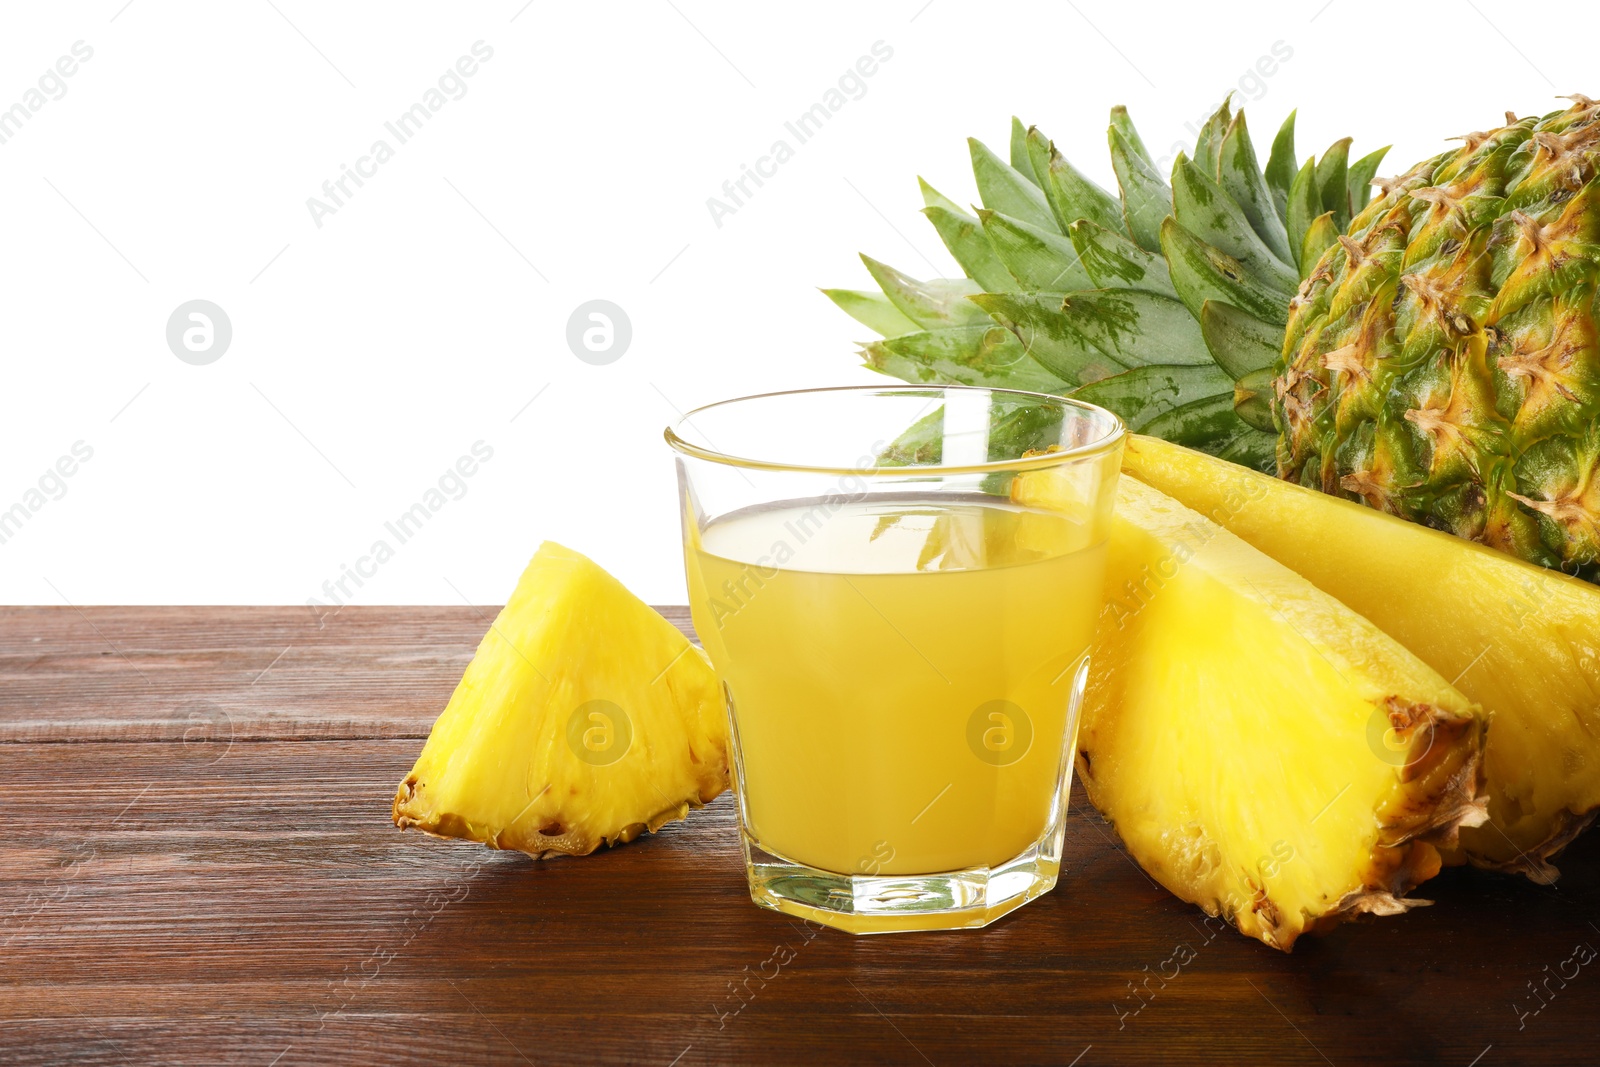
1083,478 -> 1487,950
393,542 -> 729,858
1122,435 -> 1600,879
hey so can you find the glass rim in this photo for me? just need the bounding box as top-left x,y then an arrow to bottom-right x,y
663,384 -> 1126,477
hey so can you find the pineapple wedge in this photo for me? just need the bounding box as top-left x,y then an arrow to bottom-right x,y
1122,435 -> 1600,880
393,542 -> 729,858
1083,478 -> 1487,950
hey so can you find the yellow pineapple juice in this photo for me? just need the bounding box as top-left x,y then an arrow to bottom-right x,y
687,495 -> 1105,878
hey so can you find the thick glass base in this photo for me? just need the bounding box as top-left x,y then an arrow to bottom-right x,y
740,821 -> 1065,935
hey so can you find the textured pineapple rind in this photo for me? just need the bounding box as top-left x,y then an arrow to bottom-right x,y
392,790 -> 715,860
1123,433 -> 1600,880
1245,707 -> 1486,949
1305,707 -> 1487,935
1273,96 -> 1600,578
1083,479 -> 1487,951
392,541 -> 730,859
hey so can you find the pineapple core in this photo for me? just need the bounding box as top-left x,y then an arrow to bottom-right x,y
394,542 -> 729,858
1080,478 -> 1486,950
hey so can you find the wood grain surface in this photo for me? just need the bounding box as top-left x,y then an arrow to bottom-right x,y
3,606 -> 1597,1066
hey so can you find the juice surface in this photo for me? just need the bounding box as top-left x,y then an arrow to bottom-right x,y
686,495 -> 1105,876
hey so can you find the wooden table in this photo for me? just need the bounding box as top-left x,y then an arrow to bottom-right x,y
5,606 -> 1597,1065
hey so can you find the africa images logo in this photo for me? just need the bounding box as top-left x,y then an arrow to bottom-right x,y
305,41 -> 495,228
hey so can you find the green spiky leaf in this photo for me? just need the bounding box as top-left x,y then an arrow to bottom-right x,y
1027,127 -> 1126,237
1285,158 -> 1320,272
1071,363 -> 1234,433
1141,393 -> 1277,468
980,210 -> 1094,291
1161,217 -> 1290,325
860,255 -> 990,329
1315,137 -> 1353,226
918,177 -> 966,217
823,288 -> 920,337
863,324 -> 1070,393
970,138 -> 1056,232
1051,289 -> 1213,368
1233,366 -> 1277,432
1109,105 -> 1154,166
1110,126 -> 1172,253
1264,110 -> 1298,227
1218,111 -> 1294,264
1300,211 -> 1340,277
875,407 -> 944,467
1171,154 -> 1298,299
1068,219 -> 1179,299
1199,299 -> 1283,380
972,292 -> 1132,385
1346,146 -> 1391,216
1192,99 -> 1233,180
1009,117 -> 1039,185
921,203 -> 1015,292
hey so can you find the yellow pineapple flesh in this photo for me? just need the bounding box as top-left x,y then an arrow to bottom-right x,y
1082,478 -> 1487,950
1122,434 -> 1600,879
393,542 -> 729,858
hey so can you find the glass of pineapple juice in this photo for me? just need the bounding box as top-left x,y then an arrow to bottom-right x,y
666,386 -> 1123,933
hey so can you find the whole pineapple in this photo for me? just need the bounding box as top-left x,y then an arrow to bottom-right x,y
830,96 -> 1600,580
1277,96 -> 1600,579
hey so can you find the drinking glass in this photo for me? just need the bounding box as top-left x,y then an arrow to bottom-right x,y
666,386 -> 1124,933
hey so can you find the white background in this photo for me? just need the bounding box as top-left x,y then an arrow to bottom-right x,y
1,0 -> 1594,606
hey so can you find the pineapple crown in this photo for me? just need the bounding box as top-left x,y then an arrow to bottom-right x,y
824,97 -> 1385,470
